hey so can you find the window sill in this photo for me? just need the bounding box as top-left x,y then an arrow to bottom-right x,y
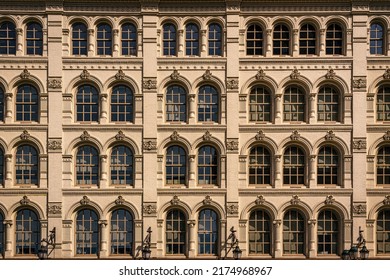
248,185 -> 273,188
165,185 -> 187,188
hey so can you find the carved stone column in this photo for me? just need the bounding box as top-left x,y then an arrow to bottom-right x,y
100,155 -> 107,188
188,94 -> 196,123
99,220 -> 108,258
309,93 -> 316,123
88,29 -> 95,55
273,219 -> 282,258
201,29 -> 207,56
113,29 -> 119,56
188,155 -> 196,187
266,29 -> 272,57
188,220 -> 196,258
16,28 -> 23,55
4,220 -> 12,257
4,154 -> 12,187
178,29 -> 184,56
309,155 -> 316,188
308,219 -> 316,258
5,93 -> 12,123
100,93 -> 108,123
292,29 -> 299,57
319,29 -> 325,55
275,94 -> 282,124
274,155 -> 282,188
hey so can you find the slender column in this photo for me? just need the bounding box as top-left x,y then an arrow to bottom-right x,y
187,220 -> 196,258
266,29 -> 272,57
292,29 -> 299,57
273,219 -> 282,258
16,28 -> 23,55
88,29 -> 95,55
308,219 -> 316,258
100,93 -> 108,123
274,155 -> 282,188
188,155 -> 196,187
275,94 -> 282,124
309,93 -> 316,123
188,94 -> 196,124
99,220 -> 108,258
319,29 -> 325,55
309,155 -> 316,188
178,29 -> 184,56
113,29 -> 119,56
5,154 -> 12,181
201,30 -> 207,56
100,155 -> 108,188
5,93 -> 13,123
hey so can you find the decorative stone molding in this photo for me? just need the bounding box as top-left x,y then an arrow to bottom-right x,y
143,78 -> 157,90
80,69 -> 90,80
170,69 -> 180,80
48,78 -> 62,89
170,131 -> 180,141
20,130 -> 30,140
353,203 -> 367,215
98,220 -> 108,227
143,139 -> 157,151
290,195 -> 300,205
227,203 -> 239,215
383,131 -> 390,141
48,202 -> 62,216
290,130 -> 300,141
353,138 -> 367,152
202,69 -> 212,80
170,195 -> 180,205
115,69 -> 126,80
80,131 -> 90,141
255,130 -> 265,141
256,68 -> 266,79
115,195 -> 125,205
353,78 -> 366,89
325,68 -> 336,79
383,195 -> 390,205
226,78 -> 239,90
115,130 -> 125,141
20,195 -> 31,205
325,195 -> 335,205
143,203 -> 157,215
226,139 -> 239,151
80,195 -> 90,205
290,68 -> 301,79
203,195 -> 212,205
255,195 -> 265,205
203,131 -> 212,141
325,130 -> 335,141
47,139 -> 62,151
383,68 -> 390,80
20,68 -> 31,79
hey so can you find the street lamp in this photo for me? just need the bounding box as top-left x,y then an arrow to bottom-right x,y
232,244 -> 242,260
223,227 -> 242,260
342,227 -> 369,260
142,227 -> 152,260
37,227 -> 56,260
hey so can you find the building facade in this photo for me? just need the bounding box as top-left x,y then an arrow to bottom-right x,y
0,0 -> 390,259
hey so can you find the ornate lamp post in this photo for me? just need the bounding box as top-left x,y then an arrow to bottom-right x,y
342,227 -> 369,260
223,227 -> 242,260
37,227 -> 56,260
142,227 -> 152,260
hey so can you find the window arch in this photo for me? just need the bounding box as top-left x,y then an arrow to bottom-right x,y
0,147 -> 3,186
110,208 -> 133,255
16,84 -> 39,122
110,145 -> 133,186
198,145 -> 218,185
317,209 -> 339,255
198,85 -> 219,122
283,209 -> 305,255
166,85 -> 187,122
0,87 -> 4,122
198,208 -> 218,255
76,85 -> 99,122
377,146 -> 390,186
273,24 -> 290,55
163,23 -> 177,56
166,209 -> 186,255
76,145 -> 99,186
377,85 -> 390,121
249,86 -> 272,122
15,145 -> 38,185
0,21 -> 16,55
248,209 -> 271,255
185,23 -> 199,56
318,146 -> 339,186
121,23 -> 137,56
15,209 -> 40,255
96,23 -> 112,55
166,145 -> 187,185
208,23 -> 222,56
283,146 -> 305,185
377,209 -> 390,254
111,85 -> 133,123
26,22 -> 43,55
283,86 -> 305,122
246,24 -> 263,56
75,208 -> 99,255
370,22 -> 384,55
317,86 -> 340,122
249,146 -> 271,185
72,22 -> 87,55
326,23 -> 343,55
299,23 -> 316,55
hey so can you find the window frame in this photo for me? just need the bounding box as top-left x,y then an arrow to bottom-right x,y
208,22 -> 222,56
282,209 -> 306,255
15,209 -> 40,255
370,22 -> 385,55
25,21 -> 43,56
283,86 -> 306,123
197,145 -> 219,186
273,23 -> 290,56
166,209 -> 187,255
299,23 -> 317,55
246,23 -> 264,56
248,146 -> 272,186
317,145 -> 341,187
376,85 -> 390,122
377,208 -> 390,254
15,84 -> 39,123
165,85 -> 187,123
317,86 -> 341,123
166,145 -> 187,186
75,145 -> 99,187
110,84 -> 134,123
0,87 -> 4,122
248,85 -> 272,123
0,21 -> 16,55
110,208 -> 134,256
15,144 -> 39,186
96,22 -> 112,56
197,208 -> 219,256
75,208 -> 99,255
248,209 -> 272,255
185,22 -> 200,56
197,85 -> 219,123
377,145 -> 390,186
325,23 -> 343,56
110,145 -> 134,187
162,23 -> 177,56
121,22 -> 137,56
317,209 -> 339,255
71,22 -> 88,56
76,84 -> 99,123
283,146 -> 306,186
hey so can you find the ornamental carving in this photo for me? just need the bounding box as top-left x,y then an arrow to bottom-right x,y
383,131 -> 390,141
203,195 -> 212,205
353,78 -> 366,89
80,196 -> 90,205
290,195 -> 300,205
255,130 -> 265,141
290,68 -> 301,79
48,78 -> 62,89
227,203 -> 239,215
80,131 -> 90,141
226,139 -> 239,151
115,69 -> 126,80
256,68 -> 266,79
170,69 -> 180,80
325,130 -> 335,141
20,130 -> 30,140
255,195 -> 265,205
80,69 -> 90,80
20,68 -> 31,79
325,195 -> 335,205
290,130 -> 300,141
143,79 -> 157,90
47,139 -> 62,150
203,131 -> 212,141
48,203 -> 62,215
143,204 -> 157,215
353,139 -> 367,150
115,130 -> 125,141
325,68 -> 336,79
115,195 -> 125,205
20,195 -> 30,205
143,140 -> 157,151
383,195 -> 390,205
226,78 -> 239,90
170,195 -> 180,205
353,204 -> 366,215
203,69 -> 212,80
383,68 -> 390,80
170,131 -> 180,141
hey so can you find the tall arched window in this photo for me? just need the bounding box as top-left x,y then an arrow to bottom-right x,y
273,24 -> 290,55
283,146 -> 305,185
15,209 -> 40,255
0,21 -> 16,55
96,23 -> 112,55
283,209 -> 305,255
72,22 -> 87,55
76,145 -> 99,186
249,86 -> 271,122
186,23 -> 199,56
326,23 -> 343,55
26,22 -> 43,55
0,148 -> 3,185
317,86 -> 340,122
166,146 -> 186,185
248,209 -> 271,255
15,145 -> 38,185
317,209 -> 339,255
299,23 -> 316,55
121,23 -> 137,56
166,209 -> 186,255
377,85 -> 390,121
198,145 -> 218,185
166,85 -> 187,122
163,23 -> 177,56
283,86 -> 305,122
377,209 -> 390,254
246,24 -> 263,56
198,209 -> 218,255
76,85 -> 99,122
111,85 -> 133,123
249,146 -> 271,185
208,23 -> 222,56
110,145 -> 133,186
76,209 -> 99,255
370,22 -> 384,55
16,84 -> 39,122
0,87 -> 4,122
0,211 -> 4,255
377,146 -> 390,186
318,146 -> 339,186
198,85 -> 218,122
110,209 -> 133,255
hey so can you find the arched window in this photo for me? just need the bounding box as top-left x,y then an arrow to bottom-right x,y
110,209 -> 133,255
0,212 -> 4,255
246,24 -> 263,56
111,85 -> 133,122
76,145 -> 99,186
76,85 -> 99,122
166,146 -> 186,185
273,24 -> 290,55
318,146 -> 339,186
15,145 -> 38,185
208,23 -> 222,56
75,209 -> 99,255
0,21 -> 16,55
249,86 -> 271,122
72,22 -> 87,55
317,209 -> 339,255
198,145 -> 218,185
186,23 -> 199,56
249,146 -> 271,185
198,85 -> 218,122
26,22 -> 43,55
283,209 -> 305,254
370,23 -> 384,55
15,209 -> 40,255
16,84 -> 39,122
198,209 -> 218,255
121,23 -> 137,56
326,23 -> 343,55
283,86 -> 305,122
283,146 -> 305,185
163,23 -> 177,56
110,146 -> 133,186
248,209 -> 271,255
0,87 -> 4,121
166,85 -> 187,122
0,148 -> 3,185
377,209 -> 390,254
166,209 -> 186,255
317,86 -> 340,122
299,23 -> 316,55
96,23 -> 112,55
377,85 -> 390,121
377,146 -> 390,186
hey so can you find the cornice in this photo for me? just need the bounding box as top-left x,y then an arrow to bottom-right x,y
157,57 -> 227,66
239,58 -> 353,67
157,188 -> 227,196
367,190 -> 390,195
157,125 -> 227,132
62,58 -> 144,66
239,125 -> 353,132
0,189 -> 48,195
62,125 -> 143,131
367,125 -> 390,132
238,189 -> 353,196
0,125 -> 48,131
62,189 -> 144,195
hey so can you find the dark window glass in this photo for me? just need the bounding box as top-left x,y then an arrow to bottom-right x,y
72,23 -> 87,55
15,209 -> 40,255
198,145 -> 218,185
110,209 -> 133,255
26,22 -> 42,55
208,23 -> 222,56
249,86 -> 271,122
273,24 -> 290,55
317,86 -> 339,122
377,146 -> 390,186
326,23 -> 343,55
166,85 -> 186,122
166,146 -> 186,185
299,23 -> 316,55
283,146 -> 305,185
186,23 -> 199,56
283,209 -> 305,254
111,85 -> 133,122
249,146 -> 271,185
110,146 -> 133,186
15,145 -> 38,185
317,146 -> 339,185
377,209 -> 390,254
97,23 -> 112,55
76,145 -> 99,186
377,86 -> 390,121
163,23 -> 176,56
248,209 -> 271,255
317,210 -> 339,255
166,209 -> 186,255
0,21 -> 16,55
246,24 -> 263,56
76,85 -> 99,122
198,85 -> 218,122
283,86 -> 305,122
122,23 -> 137,56
16,84 -> 38,122
198,209 -> 218,255
76,209 -> 99,255
370,23 -> 384,55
